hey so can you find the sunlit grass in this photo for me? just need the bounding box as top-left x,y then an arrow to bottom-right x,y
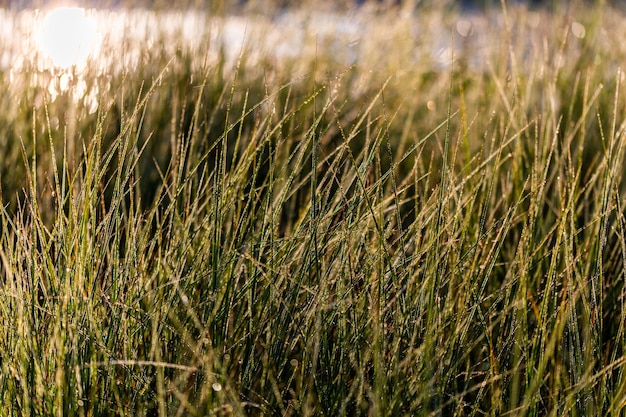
3,1 -> 626,415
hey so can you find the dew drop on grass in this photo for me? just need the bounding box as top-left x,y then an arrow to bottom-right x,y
571,21 -> 585,39
85,92 -> 99,114
59,73 -> 71,91
48,79 -> 57,98
456,19 -> 472,37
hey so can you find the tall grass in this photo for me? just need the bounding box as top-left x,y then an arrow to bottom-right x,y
3,1 -> 626,415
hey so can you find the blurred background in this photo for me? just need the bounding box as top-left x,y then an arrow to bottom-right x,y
0,0 -> 618,11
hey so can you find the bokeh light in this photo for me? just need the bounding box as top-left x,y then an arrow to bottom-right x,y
35,7 -> 100,70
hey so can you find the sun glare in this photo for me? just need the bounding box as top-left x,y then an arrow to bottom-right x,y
35,7 -> 100,70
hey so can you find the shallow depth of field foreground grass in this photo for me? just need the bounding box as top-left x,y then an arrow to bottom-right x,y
5,1 -> 626,415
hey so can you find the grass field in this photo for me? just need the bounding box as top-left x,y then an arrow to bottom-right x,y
3,0 -> 626,415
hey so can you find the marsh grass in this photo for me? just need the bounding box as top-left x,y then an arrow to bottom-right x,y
3,1 -> 626,415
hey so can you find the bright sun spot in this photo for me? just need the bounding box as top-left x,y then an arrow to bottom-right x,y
35,7 -> 100,70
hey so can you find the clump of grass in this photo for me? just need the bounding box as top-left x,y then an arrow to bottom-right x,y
4,1 -> 626,415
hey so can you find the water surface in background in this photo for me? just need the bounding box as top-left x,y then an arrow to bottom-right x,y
0,6 -> 580,112
0,7 -> 379,112
0,7 -> 372,73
